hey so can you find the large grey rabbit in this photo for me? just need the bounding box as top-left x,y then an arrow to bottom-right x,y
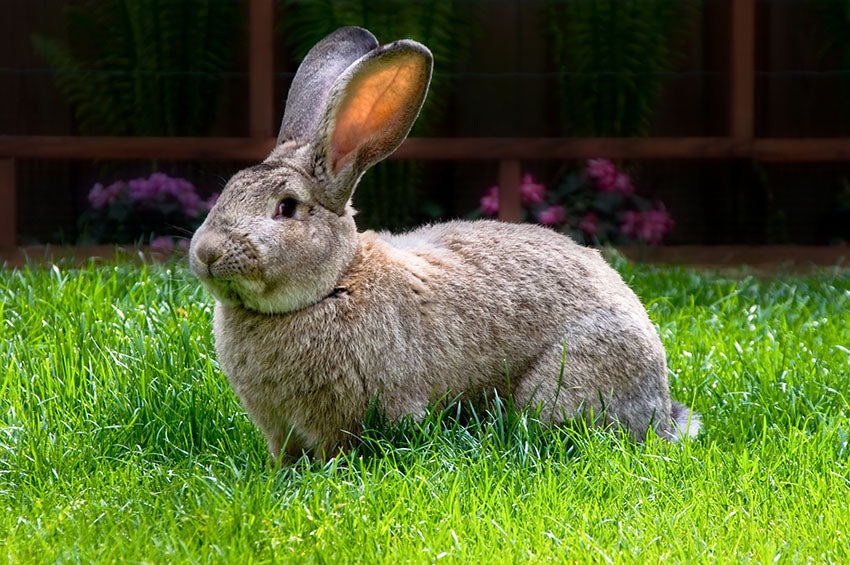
189,27 -> 700,460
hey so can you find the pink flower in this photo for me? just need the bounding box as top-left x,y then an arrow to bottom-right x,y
579,213 -> 598,237
587,159 -> 634,194
620,210 -> 641,238
586,158 -> 618,191
150,235 -> 175,253
611,172 -> 634,195
636,206 -> 674,244
587,158 -> 616,180
480,185 -> 499,216
88,181 -> 124,209
619,206 -> 673,244
538,205 -> 566,226
519,173 -> 546,205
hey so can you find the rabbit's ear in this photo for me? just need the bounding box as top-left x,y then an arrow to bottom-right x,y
311,39 -> 433,214
278,27 -> 379,145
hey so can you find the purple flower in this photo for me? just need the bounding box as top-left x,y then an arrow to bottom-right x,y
88,183 -> 108,209
174,177 -> 196,197
480,185 -> 499,216
150,235 -> 175,253
178,190 -> 203,218
538,205 -> 566,226
126,173 -> 204,218
203,192 -> 220,212
129,177 -> 158,202
88,181 -> 124,209
519,173 -> 546,205
153,174 -> 192,200
149,172 -> 171,186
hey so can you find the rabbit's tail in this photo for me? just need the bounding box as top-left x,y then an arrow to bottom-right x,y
670,401 -> 701,441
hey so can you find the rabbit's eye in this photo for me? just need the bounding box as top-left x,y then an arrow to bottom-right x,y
275,197 -> 299,219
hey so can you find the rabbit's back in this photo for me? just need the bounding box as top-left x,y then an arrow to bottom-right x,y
383,220 -> 656,346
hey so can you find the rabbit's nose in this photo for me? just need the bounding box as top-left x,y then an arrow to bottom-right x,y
193,236 -> 224,267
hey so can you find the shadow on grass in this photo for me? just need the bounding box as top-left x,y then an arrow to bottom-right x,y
308,394 -> 678,476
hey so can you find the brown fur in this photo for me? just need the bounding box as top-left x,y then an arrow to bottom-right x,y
189,27 -> 699,460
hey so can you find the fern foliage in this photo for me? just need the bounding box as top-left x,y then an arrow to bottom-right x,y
32,0 -> 239,136
817,0 -> 850,64
546,0 -> 695,137
817,0 -> 850,131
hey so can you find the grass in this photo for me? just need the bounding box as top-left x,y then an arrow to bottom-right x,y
1,256 -> 849,563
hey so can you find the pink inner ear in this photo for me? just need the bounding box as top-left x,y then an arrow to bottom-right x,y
330,55 -> 426,175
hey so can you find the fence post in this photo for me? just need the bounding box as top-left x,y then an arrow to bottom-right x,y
249,0 -> 275,139
730,0 -> 756,142
0,159 -> 16,249
497,159 -> 522,222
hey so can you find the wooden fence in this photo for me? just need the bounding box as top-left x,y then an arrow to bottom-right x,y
2,0 -> 849,250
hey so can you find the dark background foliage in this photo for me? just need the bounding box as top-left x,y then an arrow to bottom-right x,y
3,0 -> 850,245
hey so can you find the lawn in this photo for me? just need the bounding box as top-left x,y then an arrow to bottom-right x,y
1,256 -> 848,563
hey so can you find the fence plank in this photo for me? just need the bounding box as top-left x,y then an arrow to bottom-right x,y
497,159 -> 522,222
393,137 -> 746,160
2,136 -> 850,162
249,0 -> 275,139
730,0 -> 756,140
0,136 -> 276,161
0,159 -> 16,249
752,139 -> 850,161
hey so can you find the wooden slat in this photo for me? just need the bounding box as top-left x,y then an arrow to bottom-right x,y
730,0 -> 756,140
249,0 -> 275,139
2,135 -> 850,162
619,245 -> 849,270
0,136 -> 276,161
752,139 -> 850,162
497,159 -> 522,222
0,159 -> 16,249
394,137 -> 747,160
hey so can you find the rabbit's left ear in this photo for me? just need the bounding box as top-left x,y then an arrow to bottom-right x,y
311,40 -> 433,214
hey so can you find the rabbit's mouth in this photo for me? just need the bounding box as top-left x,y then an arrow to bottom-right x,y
197,277 -> 247,309
202,275 -> 300,315
194,268 -> 267,309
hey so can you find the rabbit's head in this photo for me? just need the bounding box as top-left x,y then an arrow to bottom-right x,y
190,27 -> 433,313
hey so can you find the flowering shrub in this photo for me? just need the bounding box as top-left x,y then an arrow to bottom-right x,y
476,160 -> 673,245
79,172 -> 218,247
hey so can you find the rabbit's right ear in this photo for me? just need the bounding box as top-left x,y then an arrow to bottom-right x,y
310,40 -> 433,214
278,27 -> 379,145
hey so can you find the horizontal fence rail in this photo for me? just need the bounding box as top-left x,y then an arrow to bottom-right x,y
3,135 -> 850,162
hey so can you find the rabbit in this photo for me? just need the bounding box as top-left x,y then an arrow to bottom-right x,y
189,26 -> 700,461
